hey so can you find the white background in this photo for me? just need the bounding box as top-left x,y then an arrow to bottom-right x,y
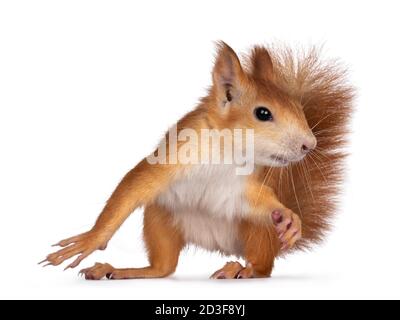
1,0 -> 399,300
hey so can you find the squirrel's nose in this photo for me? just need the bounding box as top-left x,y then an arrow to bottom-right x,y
301,137 -> 317,154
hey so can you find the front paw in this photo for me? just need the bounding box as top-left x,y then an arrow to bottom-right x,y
40,230 -> 110,270
271,209 -> 302,251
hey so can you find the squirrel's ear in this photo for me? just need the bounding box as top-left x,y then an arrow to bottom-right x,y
212,41 -> 247,106
250,46 -> 274,82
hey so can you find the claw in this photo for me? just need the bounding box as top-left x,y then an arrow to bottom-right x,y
42,231 -> 110,271
210,271 -> 226,279
105,273 -> 113,279
64,263 -> 74,271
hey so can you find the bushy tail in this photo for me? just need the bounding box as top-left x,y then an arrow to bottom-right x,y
269,45 -> 355,249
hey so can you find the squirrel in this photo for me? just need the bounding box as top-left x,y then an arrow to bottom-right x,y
41,42 -> 354,280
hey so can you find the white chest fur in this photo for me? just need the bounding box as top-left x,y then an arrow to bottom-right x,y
155,164 -> 249,255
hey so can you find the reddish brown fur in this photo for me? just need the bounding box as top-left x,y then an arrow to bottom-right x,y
259,45 -> 355,249
42,42 -> 354,279
203,43 -> 354,252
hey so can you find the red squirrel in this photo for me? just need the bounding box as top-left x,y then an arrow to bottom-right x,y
41,42 -> 354,280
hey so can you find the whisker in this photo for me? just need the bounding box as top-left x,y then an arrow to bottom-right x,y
311,112 -> 336,131
300,159 -> 315,202
313,149 -> 332,163
289,163 -> 303,219
308,152 -> 328,184
278,166 -> 284,201
255,160 -> 275,206
310,150 -> 328,166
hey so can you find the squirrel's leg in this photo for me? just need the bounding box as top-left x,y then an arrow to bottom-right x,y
209,221 -> 279,280
238,206 -> 302,279
210,182 -> 302,280
228,180 -> 302,279
42,159 -> 182,269
80,203 -> 185,280
246,178 -> 303,253
236,220 -> 280,278
211,178 -> 301,279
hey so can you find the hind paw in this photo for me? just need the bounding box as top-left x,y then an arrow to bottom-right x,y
236,263 -> 255,279
79,263 -> 114,280
210,262 -> 258,279
210,261 -> 244,279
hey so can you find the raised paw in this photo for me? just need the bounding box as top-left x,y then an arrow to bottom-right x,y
210,261 -> 244,279
39,230 -> 110,270
272,208 -> 302,251
79,263 -> 114,280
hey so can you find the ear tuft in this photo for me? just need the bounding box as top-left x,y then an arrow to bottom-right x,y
250,45 -> 274,82
212,41 -> 246,104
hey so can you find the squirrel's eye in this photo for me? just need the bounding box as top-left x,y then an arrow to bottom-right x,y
254,106 -> 273,122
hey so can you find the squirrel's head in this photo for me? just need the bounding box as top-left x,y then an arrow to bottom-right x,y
210,42 -> 317,167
